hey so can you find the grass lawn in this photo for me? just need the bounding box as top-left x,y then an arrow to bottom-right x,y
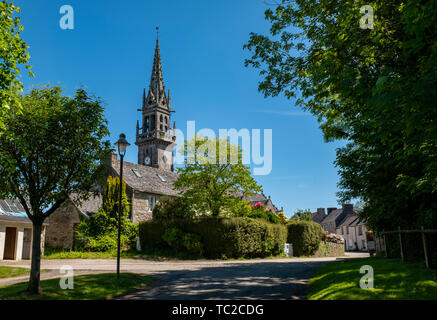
308,256 -> 437,300
0,273 -> 153,300
43,247 -> 204,260
0,266 -> 29,279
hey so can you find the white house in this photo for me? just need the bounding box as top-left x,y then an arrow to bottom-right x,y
0,199 -> 46,261
336,214 -> 371,251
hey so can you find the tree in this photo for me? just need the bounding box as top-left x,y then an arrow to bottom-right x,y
291,209 -> 313,222
0,86 -> 111,294
174,135 -> 262,217
0,0 -> 33,129
277,210 -> 288,224
75,176 -> 138,252
244,0 -> 437,231
152,195 -> 195,220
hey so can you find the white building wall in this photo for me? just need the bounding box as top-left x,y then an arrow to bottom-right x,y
15,227 -> 24,260
0,225 -> 5,260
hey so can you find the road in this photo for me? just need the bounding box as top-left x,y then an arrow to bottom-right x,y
0,252 -> 369,299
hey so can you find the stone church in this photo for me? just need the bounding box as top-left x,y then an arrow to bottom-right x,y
43,34 -> 280,250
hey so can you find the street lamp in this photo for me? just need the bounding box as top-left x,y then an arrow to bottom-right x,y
114,133 -> 130,279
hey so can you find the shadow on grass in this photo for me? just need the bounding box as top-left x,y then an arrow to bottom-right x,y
0,273 -> 153,300
308,257 -> 437,300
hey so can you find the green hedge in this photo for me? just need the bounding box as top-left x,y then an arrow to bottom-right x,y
286,220 -> 325,256
139,217 -> 287,259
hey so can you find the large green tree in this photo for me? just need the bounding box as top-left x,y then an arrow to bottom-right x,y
0,86 -> 111,294
174,136 -> 262,217
0,0 -> 33,128
244,0 -> 437,231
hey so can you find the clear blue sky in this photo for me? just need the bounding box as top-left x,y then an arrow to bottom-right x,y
16,0 -> 347,217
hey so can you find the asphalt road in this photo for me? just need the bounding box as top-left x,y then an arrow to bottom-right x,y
1,253 -> 369,299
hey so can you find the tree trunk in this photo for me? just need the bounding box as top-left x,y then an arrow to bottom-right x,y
28,222 -> 42,294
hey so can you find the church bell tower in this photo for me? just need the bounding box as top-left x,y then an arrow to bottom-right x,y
135,28 -> 176,171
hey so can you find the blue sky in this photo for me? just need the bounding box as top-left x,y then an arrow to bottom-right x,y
16,0 -> 347,217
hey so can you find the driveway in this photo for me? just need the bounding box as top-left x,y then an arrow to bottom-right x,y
0,252 -> 368,299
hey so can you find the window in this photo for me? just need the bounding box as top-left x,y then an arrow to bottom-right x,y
358,226 -> 363,236
132,169 -> 142,178
147,195 -> 160,211
346,227 -> 349,235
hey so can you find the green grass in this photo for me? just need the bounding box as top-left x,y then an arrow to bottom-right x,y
308,256 -> 437,300
0,273 -> 153,300
0,266 -> 29,279
44,247 -> 289,261
43,247 -> 205,260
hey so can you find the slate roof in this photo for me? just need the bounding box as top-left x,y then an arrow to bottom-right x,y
111,159 -> 180,196
0,199 -> 28,218
311,212 -> 326,223
0,199 -> 47,225
337,214 -> 359,228
69,193 -> 103,217
320,208 -> 344,223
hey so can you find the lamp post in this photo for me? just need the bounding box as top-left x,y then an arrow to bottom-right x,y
114,133 -> 130,279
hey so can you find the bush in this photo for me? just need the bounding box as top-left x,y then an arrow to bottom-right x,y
139,217 -> 287,259
162,227 -> 204,255
74,176 -> 138,252
152,196 -> 195,220
286,220 -> 325,256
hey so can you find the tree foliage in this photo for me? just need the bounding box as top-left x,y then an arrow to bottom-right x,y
174,135 -> 262,217
244,0 -> 437,231
0,0 -> 33,128
0,86 -> 111,293
291,209 -> 313,222
75,176 -> 138,252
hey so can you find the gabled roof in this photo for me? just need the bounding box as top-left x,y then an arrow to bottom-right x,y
69,193 -> 102,218
320,208 -> 343,223
0,199 -> 48,225
337,214 -> 359,228
111,159 -> 180,196
311,211 -> 326,223
0,199 -> 28,218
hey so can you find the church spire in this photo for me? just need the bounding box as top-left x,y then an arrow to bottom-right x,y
147,26 -> 166,104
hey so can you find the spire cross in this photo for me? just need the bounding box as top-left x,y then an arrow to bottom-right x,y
156,25 -> 159,41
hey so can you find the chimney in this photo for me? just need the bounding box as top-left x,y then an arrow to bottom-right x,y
108,149 -> 118,168
327,207 -> 337,214
317,208 -> 325,215
342,203 -> 354,214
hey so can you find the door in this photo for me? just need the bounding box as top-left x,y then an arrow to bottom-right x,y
4,227 -> 17,260
22,228 -> 32,259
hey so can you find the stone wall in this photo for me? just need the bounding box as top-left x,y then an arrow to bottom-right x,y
45,201 -> 81,249
132,192 -> 152,223
312,241 -> 345,257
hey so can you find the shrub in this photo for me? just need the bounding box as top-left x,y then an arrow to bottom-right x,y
286,220 -> 325,256
74,176 -> 138,252
246,202 -> 280,224
152,196 -> 195,220
139,217 -> 287,259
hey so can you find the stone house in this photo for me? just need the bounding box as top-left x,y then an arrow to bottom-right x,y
318,204 -> 354,234
0,199 -> 47,261
44,194 -> 102,249
336,214 -> 371,251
